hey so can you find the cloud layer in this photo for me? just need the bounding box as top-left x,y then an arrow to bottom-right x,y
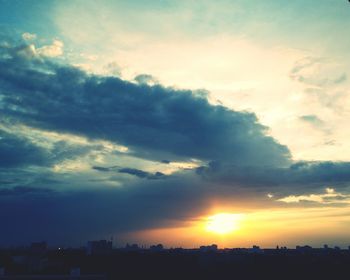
1,39 -> 350,246
0,42 -> 291,167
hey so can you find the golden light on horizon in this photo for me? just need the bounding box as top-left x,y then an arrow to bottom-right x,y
205,213 -> 244,235
123,205 -> 350,249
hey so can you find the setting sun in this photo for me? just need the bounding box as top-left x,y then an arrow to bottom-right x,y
205,213 -> 243,235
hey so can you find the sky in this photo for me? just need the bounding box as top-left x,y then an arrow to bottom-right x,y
1,0 -> 350,248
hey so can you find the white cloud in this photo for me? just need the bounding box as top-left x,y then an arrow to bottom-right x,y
14,39 -> 64,59
277,188 -> 348,204
22,32 -> 37,41
37,39 -> 64,57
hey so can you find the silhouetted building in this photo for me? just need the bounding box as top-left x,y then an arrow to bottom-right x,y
150,244 -> 164,252
30,242 -> 47,255
125,243 -> 140,251
200,244 -> 218,252
13,242 -> 49,273
87,240 -> 112,255
2,244 -> 350,279
250,245 -> 263,254
296,245 -> 312,253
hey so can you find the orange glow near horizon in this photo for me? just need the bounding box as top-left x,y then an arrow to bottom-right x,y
121,206 -> 350,249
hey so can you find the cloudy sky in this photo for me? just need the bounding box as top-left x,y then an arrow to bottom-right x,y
1,0 -> 350,248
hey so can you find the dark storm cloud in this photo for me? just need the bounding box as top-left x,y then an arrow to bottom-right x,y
92,166 -> 113,172
0,166 -> 62,189
289,161 -> 350,183
0,42 -> 290,167
0,176 -> 208,245
0,129 -> 99,168
196,161 -> 350,190
118,168 -> 165,180
0,186 -> 54,196
2,160 -> 350,245
92,165 -> 166,180
0,130 -> 48,168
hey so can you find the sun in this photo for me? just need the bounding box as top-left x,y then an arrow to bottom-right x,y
205,213 -> 243,235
